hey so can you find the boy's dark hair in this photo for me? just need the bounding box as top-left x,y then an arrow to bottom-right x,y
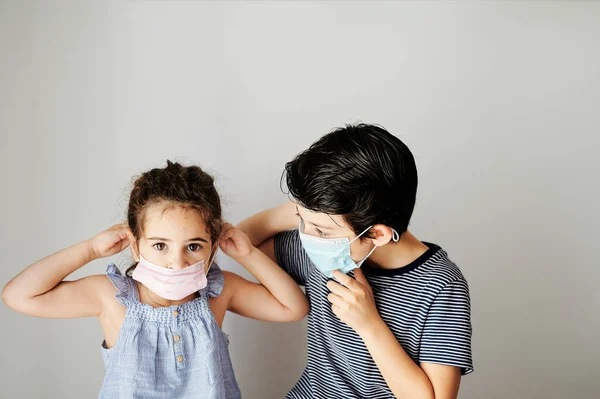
283,123 -> 418,239
126,160 -> 222,276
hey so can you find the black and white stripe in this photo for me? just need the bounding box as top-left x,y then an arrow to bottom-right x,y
275,229 -> 473,399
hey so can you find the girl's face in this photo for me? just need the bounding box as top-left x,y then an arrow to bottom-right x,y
133,202 -> 214,272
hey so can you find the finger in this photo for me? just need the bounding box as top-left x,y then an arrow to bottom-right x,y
221,239 -> 238,254
331,304 -> 342,317
327,292 -> 345,307
118,239 -> 131,252
221,223 -> 235,236
113,222 -> 127,232
118,229 -> 130,241
220,229 -> 235,241
326,280 -> 354,301
353,268 -> 371,291
332,270 -> 361,292
124,224 -> 134,237
219,239 -> 232,251
107,240 -> 125,255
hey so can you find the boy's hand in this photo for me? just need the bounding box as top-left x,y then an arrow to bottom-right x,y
327,269 -> 384,337
220,223 -> 254,259
89,222 -> 133,259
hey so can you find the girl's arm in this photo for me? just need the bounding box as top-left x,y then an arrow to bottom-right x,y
2,223 -> 131,318
219,224 -> 309,322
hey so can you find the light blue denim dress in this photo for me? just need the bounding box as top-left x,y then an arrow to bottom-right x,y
99,263 -> 241,399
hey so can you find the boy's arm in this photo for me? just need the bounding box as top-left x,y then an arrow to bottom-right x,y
237,201 -> 298,247
360,319 -> 461,399
239,201 -> 313,285
327,270 -> 471,399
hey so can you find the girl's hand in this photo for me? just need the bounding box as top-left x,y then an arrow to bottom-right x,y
220,223 -> 254,259
89,223 -> 133,259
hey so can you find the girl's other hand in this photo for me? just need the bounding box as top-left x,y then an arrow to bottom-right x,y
220,223 -> 254,260
89,223 -> 133,259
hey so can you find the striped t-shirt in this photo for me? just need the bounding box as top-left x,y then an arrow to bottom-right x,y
274,229 -> 473,399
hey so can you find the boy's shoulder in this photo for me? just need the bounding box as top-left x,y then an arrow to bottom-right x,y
365,242 -> 466,284
423,244 -> 466,278
413,243 -> 469,293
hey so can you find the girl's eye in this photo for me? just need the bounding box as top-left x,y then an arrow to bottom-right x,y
315,228 -> 327,238
187,243 -> 201,251
153,243 -> 166,251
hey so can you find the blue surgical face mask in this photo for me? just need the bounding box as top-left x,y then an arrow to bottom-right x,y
298,219 -> 399,278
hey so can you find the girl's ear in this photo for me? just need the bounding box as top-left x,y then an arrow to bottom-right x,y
130,236 -> 140,262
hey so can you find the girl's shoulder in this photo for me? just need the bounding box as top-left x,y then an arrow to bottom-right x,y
219,270 -> 246,303
221,269 -> 243,288
78,272 -> 121,299
204,262 -> 225,298
75,272 -> 124,313
103,264 -> 137,305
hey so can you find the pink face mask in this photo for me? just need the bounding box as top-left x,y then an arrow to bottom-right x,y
132,255 -> 212,301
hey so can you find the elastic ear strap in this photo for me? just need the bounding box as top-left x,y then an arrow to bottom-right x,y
357,243 -> 379,266
131,244 -> 140,262
205,245 -> 218,275
365,244 -> 378,259
350,225 -> 374,244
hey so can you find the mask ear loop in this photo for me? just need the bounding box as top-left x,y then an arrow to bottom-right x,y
349,225 -> 374,244
392,229 -> 400,242
208,226 -> 228,275
354,227 -> 400,266
205,244 -> 218,275
349,226 -> 376,266
131,248 -> 140,263
357,244 -> 379,266
350,226 -> 400,244
129,234 -> 141,263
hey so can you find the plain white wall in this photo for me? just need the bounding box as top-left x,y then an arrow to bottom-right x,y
1,1 -> 599,398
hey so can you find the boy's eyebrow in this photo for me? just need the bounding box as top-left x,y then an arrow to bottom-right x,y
296,205 -> 333,230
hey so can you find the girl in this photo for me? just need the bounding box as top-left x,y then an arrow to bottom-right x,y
2,161 -> 309,398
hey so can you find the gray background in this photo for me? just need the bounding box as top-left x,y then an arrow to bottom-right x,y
1,1 -> 599,398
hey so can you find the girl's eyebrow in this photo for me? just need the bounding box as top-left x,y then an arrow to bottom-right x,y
147,237 -> 171,241
147,237 -> 208,243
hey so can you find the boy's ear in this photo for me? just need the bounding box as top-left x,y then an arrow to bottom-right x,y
370,224 -> 395,247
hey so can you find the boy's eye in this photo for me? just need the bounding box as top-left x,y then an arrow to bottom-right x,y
315,228 -> 327,238
153,243 -> 166,251
187,243 -> 201,251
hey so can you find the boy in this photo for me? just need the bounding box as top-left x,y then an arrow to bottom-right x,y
239,124 -> 473,399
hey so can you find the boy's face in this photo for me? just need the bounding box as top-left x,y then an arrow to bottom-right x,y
295,204 -> 376,262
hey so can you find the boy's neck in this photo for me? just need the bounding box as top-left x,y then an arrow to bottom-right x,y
367,230 -> 429,270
